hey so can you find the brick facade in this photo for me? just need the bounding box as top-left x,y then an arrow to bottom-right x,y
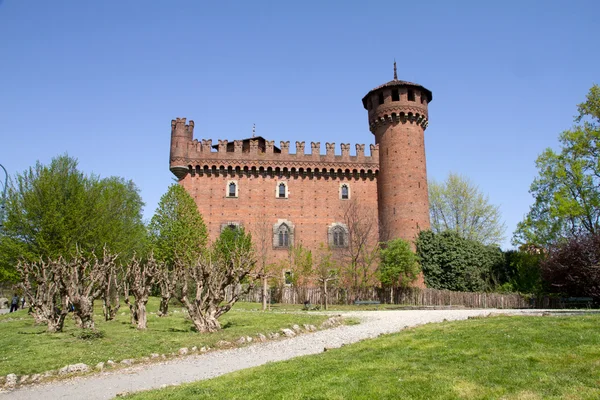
170,68 -> 432,281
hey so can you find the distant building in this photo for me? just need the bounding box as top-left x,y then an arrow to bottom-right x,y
169,66 -> 432,278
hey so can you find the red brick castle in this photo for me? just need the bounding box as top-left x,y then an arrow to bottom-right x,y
169,65 -> 432,268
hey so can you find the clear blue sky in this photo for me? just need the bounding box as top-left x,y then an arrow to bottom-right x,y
0,1 -> 598,249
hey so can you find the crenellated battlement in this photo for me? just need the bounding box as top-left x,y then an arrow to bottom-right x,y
170,126 -> 380,179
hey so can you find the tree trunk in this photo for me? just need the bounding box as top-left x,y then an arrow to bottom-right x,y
135,302 -> 148,330
47,312 -> 67,333
324,281 -> 328,311
262,276 -> 268,311
390,286 -> 394,304
74,298 -> 95,330
158,295 -> 170,317
190,313 -> 221,333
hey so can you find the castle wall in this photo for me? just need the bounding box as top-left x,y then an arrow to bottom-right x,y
179,168 -> 379,265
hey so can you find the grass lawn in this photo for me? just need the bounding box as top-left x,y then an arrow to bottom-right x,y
125,314 -> 600,400
0,299 -> 329,376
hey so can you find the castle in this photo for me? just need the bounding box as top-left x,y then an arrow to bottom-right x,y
169,65 -> 432,273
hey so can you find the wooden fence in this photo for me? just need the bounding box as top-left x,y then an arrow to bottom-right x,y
230,285 -> 532,309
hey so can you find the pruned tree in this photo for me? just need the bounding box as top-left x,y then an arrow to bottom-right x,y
149,184 -> 208,317
101,262 -> 121,321
63,248 -> 117,330
378,238 -> 420,303
338,196 -> 380,300
17,258 -> 69,332
177,227 -> 256,333
429,173 -> 506,246
123,253 -> 160,330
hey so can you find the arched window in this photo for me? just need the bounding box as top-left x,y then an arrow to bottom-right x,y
328,223 -> 348,248
332,226 -> 345,247
276,181 -> 288,199
226,180 -> 238,198
278,223 -> 290,247
339,183 -> 350,200
341,184 -> 349,200
273,219 -> 294,248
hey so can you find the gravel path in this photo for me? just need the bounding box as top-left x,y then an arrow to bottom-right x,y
0,309 -> 542,400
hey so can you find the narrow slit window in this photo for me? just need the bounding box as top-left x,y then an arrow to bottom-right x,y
391,89 -> 399,101
378,92 -> 384,105
408,89 -> 415,102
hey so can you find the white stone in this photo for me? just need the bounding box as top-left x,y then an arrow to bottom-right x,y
5,373 -> 17,388
281,328 -> 296,337
257,333 -> 267,342
178,347 -> 189,356
292,324 -> 302,333
120,359 -> 134,366
150,353 -> 160,359
19,375 -> 29,384
191,346 -> 198,352
95,362 -> 105,371
107,360 -> 116,366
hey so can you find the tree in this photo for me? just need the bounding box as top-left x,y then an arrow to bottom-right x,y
338,196 -> 380,299
429,173 -> 506,246
416,230 -> 504,292
540,232 -> 600,299
314,244 -> 338,310
148,184 -> 208,316
379,238 -> 420,302
497,250 -> 542,294
177,227 -> 256,332
17,258 -> 69,332
0,155 -> 146,282
514,85 -> 600,247
123,253 -> 160,330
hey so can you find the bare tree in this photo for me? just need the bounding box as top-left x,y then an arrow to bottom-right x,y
17,258 -> 69,332
252,215 -> 276,311
101,262 -> 121,321
63,248 -> 117,330
338,196 -> 380,300
156,267 -> 177,317
176,227 -> 256,333
122,254 -> 160,330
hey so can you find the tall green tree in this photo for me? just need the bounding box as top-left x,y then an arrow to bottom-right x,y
429,173 -> 506,246
148,184 -> 208,316
0,155 -> 146,282
514,85 -> 600,247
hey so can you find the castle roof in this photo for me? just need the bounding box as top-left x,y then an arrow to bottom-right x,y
362,79 -> 433,109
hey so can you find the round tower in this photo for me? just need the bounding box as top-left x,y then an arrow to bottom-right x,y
362,63 -> 432,243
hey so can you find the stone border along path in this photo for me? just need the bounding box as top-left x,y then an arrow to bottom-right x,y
0,309 -> 553,400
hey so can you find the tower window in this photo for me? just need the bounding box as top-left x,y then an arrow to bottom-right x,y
378,92 -> 384,105
276,181 -> 288,199
339,183 -> 350,200
226,180 -> 238,198
391,89 -> 399,102
408,89 -> 415,102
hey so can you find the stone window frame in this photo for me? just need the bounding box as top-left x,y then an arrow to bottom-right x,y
328,222 -> 349,248
273,219 -> 294,249
339,183 -> 350,200
276,181 -> 289,199
226,180 -> 238,198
